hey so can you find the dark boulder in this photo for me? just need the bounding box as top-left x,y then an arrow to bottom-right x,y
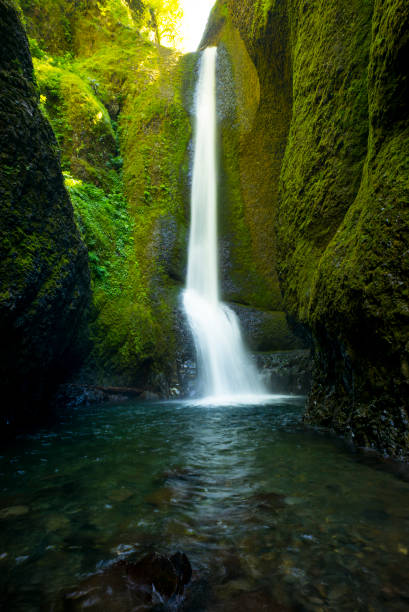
170,551 -> 193,593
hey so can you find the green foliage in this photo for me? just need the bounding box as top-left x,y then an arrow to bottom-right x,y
143,0 -> 183,46
33,57 -> 117,188
19,0 -> 183,61
65,174 -> 168,381
28,35 -> 45,59
66,177 -> 134,295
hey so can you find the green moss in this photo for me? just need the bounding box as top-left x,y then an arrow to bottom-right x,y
65,173 -> 171,383
115,49 -> 192,381
277,0 -> 374,321
0,0 -> 90,420
66,177 -> 132,291
34,57 -> 117,189
203,0 -> 409,454
28,13 -> 179,382
279,0 -> 409,409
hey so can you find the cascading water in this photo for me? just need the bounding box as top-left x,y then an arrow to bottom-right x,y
183,47 -> 269,402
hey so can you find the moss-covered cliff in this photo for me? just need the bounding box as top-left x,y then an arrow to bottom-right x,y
302,0 -> 409,456
0,0 -> 90,427
16,0 -> 195,392
202,1 -> 304,352
205,0 -> 409,457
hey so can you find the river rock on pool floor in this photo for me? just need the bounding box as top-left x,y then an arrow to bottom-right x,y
248,491 -> 287,511
108,488 -> 134,503
0,505 -> 29,520
208,588 -> 295,612
145,486 -> 176,507
63,551 -> 192,610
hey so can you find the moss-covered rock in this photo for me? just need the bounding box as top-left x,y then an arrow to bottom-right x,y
206,0 -> 409,457
34,59 -> 117,188
0,0 -> 90,427
304,0 -> 409,457
115,48 -> 195,389
228,304 -> 305,352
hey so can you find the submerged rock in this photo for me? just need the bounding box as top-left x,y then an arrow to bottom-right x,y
63,551 -> 192,610
46,514 -> 71,532
108,489 -> 134,504
159,467 -> 202,483
169,551 -> 193,594
145,487 -> 176,508
248,492 -> 287,512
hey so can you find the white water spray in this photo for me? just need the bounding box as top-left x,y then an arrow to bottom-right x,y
183,47 -> 269,403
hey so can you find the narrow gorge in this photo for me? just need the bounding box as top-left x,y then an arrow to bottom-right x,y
0,0 -> 409,609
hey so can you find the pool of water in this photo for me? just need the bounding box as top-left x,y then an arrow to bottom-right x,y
1,398 -> 409,610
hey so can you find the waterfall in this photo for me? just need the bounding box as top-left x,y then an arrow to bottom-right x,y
183,47 -> 269,402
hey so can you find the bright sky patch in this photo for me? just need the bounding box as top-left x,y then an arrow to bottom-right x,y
178,0 -> 215,53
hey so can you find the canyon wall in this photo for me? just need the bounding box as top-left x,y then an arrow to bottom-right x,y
4,0 -> 408,454
16,0 -> 196,393
0,0 -> 90,427
204,0 -> 409,456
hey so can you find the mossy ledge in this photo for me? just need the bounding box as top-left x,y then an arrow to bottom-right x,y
205,0 -> 409,458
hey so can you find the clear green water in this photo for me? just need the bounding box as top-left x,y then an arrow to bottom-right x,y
1,398 -> 409,611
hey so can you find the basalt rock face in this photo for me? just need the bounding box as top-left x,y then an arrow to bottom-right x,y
205,0 -> 409,457
0,0 -> 90,427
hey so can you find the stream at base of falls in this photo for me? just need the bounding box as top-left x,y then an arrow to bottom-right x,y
1,398 -> 409,611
